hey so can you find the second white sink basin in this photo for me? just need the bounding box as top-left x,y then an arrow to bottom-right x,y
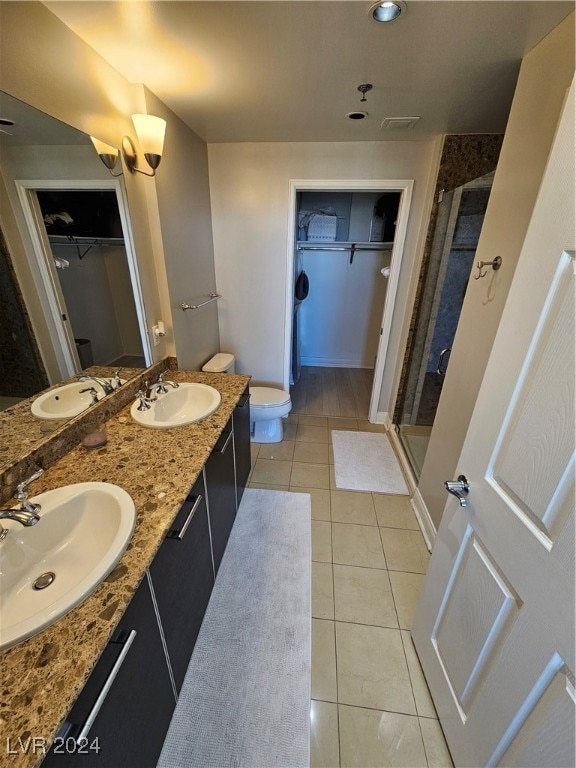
131,382 -> 221,428
0,482 -> 136,651
31,379 -> 124,420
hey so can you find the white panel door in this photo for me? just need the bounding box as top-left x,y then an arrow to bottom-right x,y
412,80 -> 575,768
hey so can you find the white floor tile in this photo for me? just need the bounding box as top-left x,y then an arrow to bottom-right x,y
339,705 -> 427,767
335,623 -> 415,714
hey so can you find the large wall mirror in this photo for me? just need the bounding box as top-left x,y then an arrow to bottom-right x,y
0,91 -> 152,472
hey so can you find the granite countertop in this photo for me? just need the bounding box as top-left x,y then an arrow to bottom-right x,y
1,370 -> 251,768
0,365 -> 145,473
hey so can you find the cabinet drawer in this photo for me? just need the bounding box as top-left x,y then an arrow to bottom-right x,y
43,575 -> 175,768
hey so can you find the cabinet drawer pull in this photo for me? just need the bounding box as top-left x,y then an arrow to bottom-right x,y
174,494 -> 203,540
76,629 -> 137,744
215,430 -> 233,454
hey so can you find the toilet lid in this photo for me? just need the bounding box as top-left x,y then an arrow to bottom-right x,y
249,386 -> 291,407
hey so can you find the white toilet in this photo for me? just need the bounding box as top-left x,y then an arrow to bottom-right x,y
202,353 -> 292,443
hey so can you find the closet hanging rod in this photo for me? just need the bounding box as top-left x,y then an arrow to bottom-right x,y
180,292 -> 222,311
297,243 -> 391,252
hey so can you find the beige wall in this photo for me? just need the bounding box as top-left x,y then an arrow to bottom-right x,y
144,89 -> 220,370
418,13 -> 576,530
208,139 -> 440,409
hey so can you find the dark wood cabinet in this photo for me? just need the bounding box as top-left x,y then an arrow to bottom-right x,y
149,471 -> 214,693
233,387 -> 251,506
43,574 -> 175,768
205,416 -> 237,574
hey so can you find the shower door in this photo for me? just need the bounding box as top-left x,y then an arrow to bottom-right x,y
396,175 -> 493,478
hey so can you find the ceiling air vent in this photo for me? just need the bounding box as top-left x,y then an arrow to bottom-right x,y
380,116 -> 420,130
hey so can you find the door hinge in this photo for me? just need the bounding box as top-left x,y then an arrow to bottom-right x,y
380,327 -> 383,336
437,189 -> 444,204
61,313 -> 67,321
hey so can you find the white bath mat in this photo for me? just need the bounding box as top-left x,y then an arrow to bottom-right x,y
332,430 -> 409,494
158,489 -> 311,768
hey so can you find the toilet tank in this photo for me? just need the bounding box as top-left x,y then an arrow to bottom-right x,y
202,353 -> 236,374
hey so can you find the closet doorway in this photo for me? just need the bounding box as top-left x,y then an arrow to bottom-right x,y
16,179 -> 151,376
286,180 -> 413,423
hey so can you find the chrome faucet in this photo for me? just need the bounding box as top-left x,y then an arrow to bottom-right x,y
0,469 -> 43,540
145,371 -> 179,398
78,375 -> 115,395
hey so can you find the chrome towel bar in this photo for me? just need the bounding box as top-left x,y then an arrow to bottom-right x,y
181,293 -> 222,311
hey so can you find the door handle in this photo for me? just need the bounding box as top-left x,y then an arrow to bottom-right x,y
445,475 -> 470,507
436,347 -> 452,376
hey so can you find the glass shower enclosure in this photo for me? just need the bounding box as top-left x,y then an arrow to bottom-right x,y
395,173 -> 494,478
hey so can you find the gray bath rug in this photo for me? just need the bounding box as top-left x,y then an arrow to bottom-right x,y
158,488 -> 311,768
332,430 -> 409,494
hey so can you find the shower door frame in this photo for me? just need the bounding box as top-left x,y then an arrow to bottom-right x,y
285,178 -> 414,424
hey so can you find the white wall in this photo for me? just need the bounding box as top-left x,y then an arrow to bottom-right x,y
208,140 -> 440,410
417,13 -> 575,531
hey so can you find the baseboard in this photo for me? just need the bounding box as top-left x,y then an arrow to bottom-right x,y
411,487 -> 437,552
375,410 -> 391,427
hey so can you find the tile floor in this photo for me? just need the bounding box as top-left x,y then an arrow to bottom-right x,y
247,413 -> 453,768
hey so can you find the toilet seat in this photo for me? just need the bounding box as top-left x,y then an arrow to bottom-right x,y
250,386 -> 291,408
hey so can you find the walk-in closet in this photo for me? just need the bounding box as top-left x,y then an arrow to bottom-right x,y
291,190 -> 401,418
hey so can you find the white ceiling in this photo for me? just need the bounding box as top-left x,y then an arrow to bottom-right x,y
39,1 -> 575,143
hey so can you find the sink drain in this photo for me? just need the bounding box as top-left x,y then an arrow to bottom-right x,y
34,572 -> 56,590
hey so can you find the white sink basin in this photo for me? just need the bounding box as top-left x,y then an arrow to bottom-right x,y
31,379 -> 124,420
0,482 -> 136,651
131,382 -> 221,428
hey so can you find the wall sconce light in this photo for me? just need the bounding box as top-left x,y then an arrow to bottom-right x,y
91,114 -> 167,178
90,136 -> 122,177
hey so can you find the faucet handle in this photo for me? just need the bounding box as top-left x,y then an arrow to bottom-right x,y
16,468 -> 44,498
15,468 -> 43,512
113,369 -> 123,387
135,390 -> 153,411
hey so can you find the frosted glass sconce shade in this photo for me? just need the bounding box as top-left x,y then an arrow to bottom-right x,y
90,136 -> 120,173
131,114 -> 166,170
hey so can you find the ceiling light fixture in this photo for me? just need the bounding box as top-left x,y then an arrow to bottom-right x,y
369,1 -> 406,23
347,111 -> 368,120
91,114 -> 167,178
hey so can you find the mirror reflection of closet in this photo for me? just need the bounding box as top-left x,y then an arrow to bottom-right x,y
0,91 -> 149,413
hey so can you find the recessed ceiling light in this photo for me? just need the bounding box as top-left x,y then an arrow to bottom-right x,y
369,1 -> 406,23
347,111 -> 368,120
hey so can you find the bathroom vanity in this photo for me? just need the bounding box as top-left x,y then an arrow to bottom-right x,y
1,365 -> 251,768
